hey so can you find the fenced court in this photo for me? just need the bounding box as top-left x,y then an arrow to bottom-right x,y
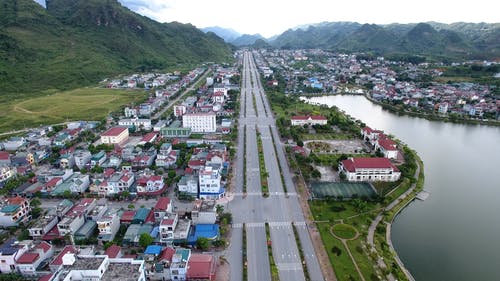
310,182 -> 376,199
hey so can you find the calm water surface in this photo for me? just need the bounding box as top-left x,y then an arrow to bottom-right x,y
303,95 -> 500,281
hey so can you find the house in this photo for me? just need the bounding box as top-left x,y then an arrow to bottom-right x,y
123,224 -> 153,245
49,245 -> 76,273
191,200 -> 217,225
177,175 -> 198,198
136,175 -> 165,195
186,254 -> 217,281
16,241 -> 53,277
139,132 -> 158,145
50,173 -> 90,195
159,213 -> 178,245
90,151 -> 107,168
199,166 -> 225,200
3,137 -> 26,151
339,157 -> 401,182
0,151 -> 11,166
57,209 -> 85,238
124,107 -> 138,118
104,245 -> 122,259
101,171 -> 135,196
132,208 -> 151,224
0,238 -> 30,273
74,220 -> 97,242
0,166 -> 16,183
438,102 -> 449,114
154,197 -> 172,222
97,210 -> 121,242
174,105 -> 187,117
120,210 -> 136,224
156,145 -> 177,168
74,150 -> 91,170
144,245 -> 162,262
0,196 -> 31,227
59,152 -> 75,169
101,127 -> 129,145
52,254 -> 146,281
290,115 -> 328,126
170,248 -> 190,281
182,112 -> 217,133
29,212 -> 58,239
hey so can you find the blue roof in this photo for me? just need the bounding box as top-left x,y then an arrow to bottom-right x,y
0,238 -> 18,255
150,226 -> 159,238
187,224 -> 219,244
144,245 -> 162,255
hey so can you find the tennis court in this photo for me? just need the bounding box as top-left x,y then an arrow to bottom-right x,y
310,182 -> 376,199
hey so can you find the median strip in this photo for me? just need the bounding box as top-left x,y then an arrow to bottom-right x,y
257,128 -> 269,197
265,223 -> 280,281
292,223 -> 311,281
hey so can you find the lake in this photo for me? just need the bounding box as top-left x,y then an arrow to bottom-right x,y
302,95 -> 500,281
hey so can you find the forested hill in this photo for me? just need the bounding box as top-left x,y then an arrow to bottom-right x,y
0,0 -> 233,95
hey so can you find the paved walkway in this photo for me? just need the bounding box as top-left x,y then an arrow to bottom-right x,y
367,160 -> 421,281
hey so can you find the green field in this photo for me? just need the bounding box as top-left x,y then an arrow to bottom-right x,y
0,88 -> 148,133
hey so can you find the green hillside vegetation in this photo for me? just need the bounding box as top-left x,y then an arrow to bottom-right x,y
271,21 -> 500,60
0,0 -> 232,97
0,88 -> 147,133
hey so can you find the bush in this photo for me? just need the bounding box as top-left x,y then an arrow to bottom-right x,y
331,246 -> 342,256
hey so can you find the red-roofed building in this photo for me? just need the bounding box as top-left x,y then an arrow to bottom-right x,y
100,127 -> 129,145
339,157 -> 401,182
120,210 -> 136,224
16,242 -> 53,277
49,245 -> 76,273
104,245 -> 122,258
186,254 -> 216,280
0,151 -> 11,166
154,197 -> 172,221
136,175 -> 165,195
160,247 -> 175,263
292,145 -> 307,156
141,132 -> 158,144
290,115 -> 327,126
38,274 -> 53,281
375,136 -> 399,159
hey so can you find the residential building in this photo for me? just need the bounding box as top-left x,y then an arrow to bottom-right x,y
191,200 -> 217,225
0,166 -> 15,183
52,254 -> 146,281
0,151 -> 11,166
198,166 -> 224,200
104,245 -> 122,259
375,136 -> 399,159
136,175 -> 165,195
159,213 -> 178,245
0,196 -> 31,227
100,171 -> 135,196
161,121 -> 191,138
118,118 -> 152,131
186,254 -> 217,281
174,105 -> 187,117
0,239 -> 30,273
290,115 -> 328,126
170,248 -> 190,281
177,175 -> 198,198
339,157 -> 401,182
74,150 -> 91,170
438,102 -> 449,114
97,211 -> 120,242
153,197 -> 172,222
49,245 -> 76,273
74,220 -> 97,242
3,137 -> 25,151
16,241 -> 53,277
90,151 -> 107,168
124,107 -> 138,118
100,127 -> 129,145
29,212 -> 58,239
182,112 -> 217,133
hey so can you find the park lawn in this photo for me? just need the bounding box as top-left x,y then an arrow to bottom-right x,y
332,224 -> 357,240
346,238 -> 380,281
0,88 -> 147,133
316,223 -> 361,281
310,201 -> 359,222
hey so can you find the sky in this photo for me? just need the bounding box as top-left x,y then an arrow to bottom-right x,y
35,0 -> 499,38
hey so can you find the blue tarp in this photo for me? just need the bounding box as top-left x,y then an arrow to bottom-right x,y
187,224 -> 219,245
144,245 -> 162,255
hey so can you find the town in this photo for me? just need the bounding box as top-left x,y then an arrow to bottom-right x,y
0,64 -> 240,281
261,49 -> 499,121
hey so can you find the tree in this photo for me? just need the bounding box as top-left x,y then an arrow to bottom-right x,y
196,237 -> 210,250
139,233 -> 153,248
128,204 -> 135,210
216,205 -> 224,217
30,198 -> 41,207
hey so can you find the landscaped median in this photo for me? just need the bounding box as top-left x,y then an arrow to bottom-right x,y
265,223 -> 280,281
256,129 -> 270,197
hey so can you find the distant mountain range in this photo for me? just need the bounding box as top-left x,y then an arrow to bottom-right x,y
0,0 -> 233,95
200,27 -> 266,47
203,22 -> 500,59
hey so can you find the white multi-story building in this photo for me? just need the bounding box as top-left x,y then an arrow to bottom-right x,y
0,166 -> 15,182
290,115 -> 328,126
0,197 -> 31,228
0,239 -> 30,273
16,241 -> 53,277
97,210 -> 121,242
74,150 -> 91,170
177,175 -> 198,197
159,213 -> 178,245
182,113 -> 217,133
438,102 -> 449,114
174,105 -> 187,117
118,118 -> 152,131
198,166 -> 224,199
339,157 -> 401,182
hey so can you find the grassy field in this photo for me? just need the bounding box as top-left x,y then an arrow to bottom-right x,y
332,224 -> 358,239
0,88 -> 148,133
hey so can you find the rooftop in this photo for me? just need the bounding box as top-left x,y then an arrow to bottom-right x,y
101,262 -> 143,281
102,127 -> 128,137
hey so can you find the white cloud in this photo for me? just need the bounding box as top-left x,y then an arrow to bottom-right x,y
118,0 -> 498,38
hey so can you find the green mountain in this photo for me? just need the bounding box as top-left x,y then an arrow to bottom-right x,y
231,33 -> 266,46
270,21 -> 500,60
0,0 -> 232,95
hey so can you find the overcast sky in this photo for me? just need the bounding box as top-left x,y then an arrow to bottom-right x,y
35,0 -> 498,38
